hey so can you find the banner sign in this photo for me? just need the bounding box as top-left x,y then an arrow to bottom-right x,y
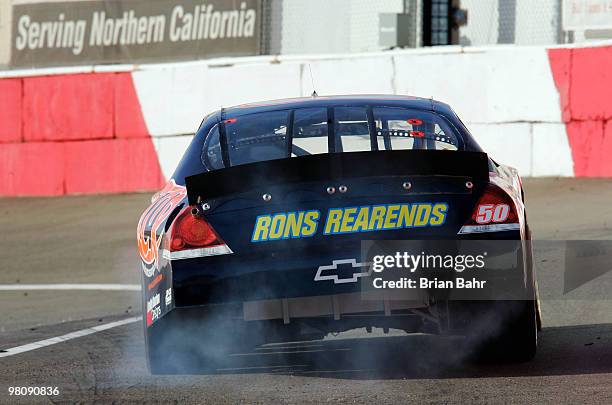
563,0 -> 612,31
11,0 -> 261,68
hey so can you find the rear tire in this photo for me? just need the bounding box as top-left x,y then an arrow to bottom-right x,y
145,313 -> 258,374
471,299 -> 538,363
146,321 -> 222,374
472,222 -> 539,363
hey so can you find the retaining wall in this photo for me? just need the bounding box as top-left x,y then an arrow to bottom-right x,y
1,43 -> 611,196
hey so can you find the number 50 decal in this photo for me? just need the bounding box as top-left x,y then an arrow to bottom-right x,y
475,204 -> 510,224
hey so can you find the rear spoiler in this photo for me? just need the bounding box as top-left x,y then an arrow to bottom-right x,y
185,150 -> 489,205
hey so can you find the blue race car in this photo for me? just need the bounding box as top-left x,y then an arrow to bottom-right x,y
137,95 -> 540,373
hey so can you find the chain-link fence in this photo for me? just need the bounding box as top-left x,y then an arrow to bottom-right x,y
459,0 -> 562,46
261,0 -> 406,55
260,0 -> 567,56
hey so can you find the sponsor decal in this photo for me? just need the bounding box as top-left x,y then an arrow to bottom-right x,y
314,259 -> 371,284
137,180 -> 186,277
474,203 -> 510,224
251,210 -> 320,242
147,274 -> 164,290
251,202 -> 448,242
165,288 -> 172,307
146,293 -> 161,326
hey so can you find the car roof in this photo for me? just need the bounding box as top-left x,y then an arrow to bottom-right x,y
173,95 -> 485,184
223,95 -> 454,117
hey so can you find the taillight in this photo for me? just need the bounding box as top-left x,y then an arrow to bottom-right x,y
164,206 -> 233,260
458,184 -> 520,234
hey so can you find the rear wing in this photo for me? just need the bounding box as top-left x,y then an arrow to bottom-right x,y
185,150 -> 489,205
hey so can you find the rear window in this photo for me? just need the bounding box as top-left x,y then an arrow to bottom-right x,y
201,106 -> 460,170
292,108 -> 329,156
373,107 -> 458,152
336,107 -> 371,152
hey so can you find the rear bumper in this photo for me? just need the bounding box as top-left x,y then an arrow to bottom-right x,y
147,294 -> 534,344
149,232 -> 533,337
243,291 -> 427,322
170,231 -> 526,307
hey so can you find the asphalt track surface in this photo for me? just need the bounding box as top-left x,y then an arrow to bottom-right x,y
0,178 -> 611,404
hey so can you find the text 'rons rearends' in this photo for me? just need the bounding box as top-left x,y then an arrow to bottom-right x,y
251,203 -> 448,242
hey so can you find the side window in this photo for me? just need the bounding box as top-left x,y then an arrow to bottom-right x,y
292,108 -> 328,155
373,108 -> 459,151
201,125 -> 224,171
225,110 -> 289,166
335,107 -> 371,152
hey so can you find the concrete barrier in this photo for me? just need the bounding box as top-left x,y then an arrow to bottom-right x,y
0,72 -> 162,196
1,42 -> 612,196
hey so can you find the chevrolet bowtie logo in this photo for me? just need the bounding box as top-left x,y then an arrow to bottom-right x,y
314,259 -> 371,284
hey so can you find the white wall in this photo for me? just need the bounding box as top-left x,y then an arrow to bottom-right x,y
127,46 -> 574,179
0,44 -> 574,179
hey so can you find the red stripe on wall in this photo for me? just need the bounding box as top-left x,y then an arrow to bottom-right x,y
548,46 -> 612,177
547,48 -> 571,123
570,46 -> 612,121
0,79 -> 23,143
0,73 -> 163,196
0,142 -> 65,196
23,73 -> 115,142
65,139 -> 163,194
114,73 -> 150,138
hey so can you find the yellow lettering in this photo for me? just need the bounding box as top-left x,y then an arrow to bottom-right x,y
269,214 -> 286,239
302,211 -> 320,236
414,204 -> 432,226
284,212 -> 304,238
369,206 -> 387,230
383,205 -> 400,229
252,216 -> 271,241
324,209 -> 343,234
353,207 -> 370,232
340,207 -> 358,233
429,203 -> 448,226
398,204 -> 417,228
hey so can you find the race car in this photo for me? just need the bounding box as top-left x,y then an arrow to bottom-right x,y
137,95 -> 541,374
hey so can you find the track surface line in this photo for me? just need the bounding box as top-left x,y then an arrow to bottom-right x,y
0,316 -> 141,358
0,284 -> 141,291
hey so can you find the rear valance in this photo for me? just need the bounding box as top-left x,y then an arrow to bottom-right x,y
185,150 -> 489,204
